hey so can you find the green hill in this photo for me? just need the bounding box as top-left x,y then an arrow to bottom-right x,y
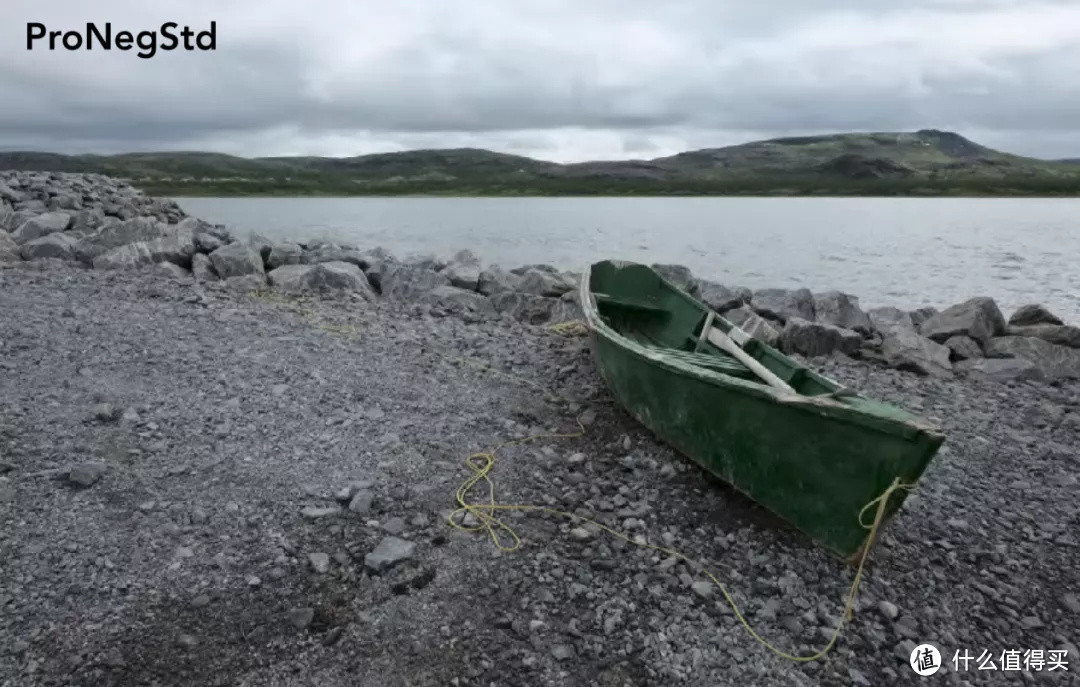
2,130 -> 1079,196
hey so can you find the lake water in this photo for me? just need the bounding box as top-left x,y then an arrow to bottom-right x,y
178,197 -> 1080,323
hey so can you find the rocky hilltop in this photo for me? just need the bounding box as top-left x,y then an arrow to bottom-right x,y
2,170 -> 1078,385
2,171 -> 1078,685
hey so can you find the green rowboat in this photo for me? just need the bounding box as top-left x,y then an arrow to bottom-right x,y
580,260 -> 945,560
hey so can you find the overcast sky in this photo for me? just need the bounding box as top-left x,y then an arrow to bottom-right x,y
2,0 -> 1079,161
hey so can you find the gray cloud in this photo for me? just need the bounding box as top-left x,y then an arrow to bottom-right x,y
1,0 -> 1079,160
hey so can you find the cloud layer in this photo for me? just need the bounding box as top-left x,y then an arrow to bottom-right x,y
2,0 -> 1079,160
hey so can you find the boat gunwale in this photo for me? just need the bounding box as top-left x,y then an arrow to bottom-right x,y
578,260 -> 944,441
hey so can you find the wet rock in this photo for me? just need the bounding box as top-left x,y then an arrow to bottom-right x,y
1008,304 -> 1062,327
364,536 -> 416,573
919,297 -> 1007,346
209,243 -> 265,279
780,317 -> 861,357
813,291 -> 873,334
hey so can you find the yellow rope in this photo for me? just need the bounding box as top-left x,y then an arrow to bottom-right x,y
546,319 -> 590,337
448,357 -> 914,663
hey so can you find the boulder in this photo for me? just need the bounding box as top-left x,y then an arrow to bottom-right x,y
76,216 -> 169,262
955,357 -> 1041,383
153,263 -> 192,280
301,244 -> 372,269
92,228 -> 197,270
651,264 -> 698,295
909,307 -> 938,327
490,292 -> 578,325
750,288 -> 814,324
441,249 -> 483,290
1006,324 -> 1080,349
0,182 -> 24,204
266,242 -> 304,269
364,536 -> 416,573
880,329 -> 953,378
983,336 -> 1080,381
363,259 -> 394,291
868,306 -> 916,335
1008,304 -> 1062,327
813,291 -> 872,335
5,210 -> 38,232
696,280 -> 748,313
918,297 -> 1006,347
19,233 -> 79,261
379,264 -> 451,299
0,230 -> 19,262
516,268 -> 575,297
780,318 -> 862,358
191,253 -> 218,282
725,306 -> 781,347
421,285 -> 496,317
477,266 -> 523,296
222,274 -> 267,292
70,209 -> 105,234
944,335 -> 982,361
268,262 -> 375,298
247,233 -> 275,264
194,232 -> 225,254
0,203 -> 12,230
12,212 -> 72,244
209,243 -> 265,279
404,253 -> 448,271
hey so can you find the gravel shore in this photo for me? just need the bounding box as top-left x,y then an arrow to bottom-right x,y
1,260 -> 1077,686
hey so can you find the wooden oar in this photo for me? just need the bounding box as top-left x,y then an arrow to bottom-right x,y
707,326 -> 796,394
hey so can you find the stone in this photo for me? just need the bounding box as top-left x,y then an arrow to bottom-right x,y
379,263 -> 451,299
76,216 -> 169,262
1006,324 -> 1080,349
569,527 -> 593,541
92,227 -> 197,270
92,403 -> 120,422
1008,304 -> 1062,327
725,306 -> 781,347
477,266 -> 522,296
813,291 -> 873,334
383,517 -> 407,535
696,280 -> 747,312
780,317 -> 861,357
551,645 -> 575,661
209,243 -> 265,278
651,264 -> 698,294
301,505 -> 341,520
364,536 -> 416,573
909,306 -> 938,326
516,268 -> 574,297
11,212 -> 72,244
268,262 -> 375,297
918,297 -> 1007,347
441,249 -> 483,290
1062,593 -> 1080,614
421,286 -> 496,317
490,292 -> 578,325
983,336 -> 1080,381
751,288 -> 815,324
286,607 -> 315,630
20,233 -> 79,261
943,335 -> 982,361
222,274 -> 267,292
877,600 -> 900,620
867,306 -> 916,335
955,356 -> 1039,382
266,242 -> 304,269
301,244 -> 372,269
247,233 -> 274,264
67,461 -> 107,487
308,552 -> 331,574
191,253 -> 218,282
193,233 -> 225,254
0,181 -> 25,203
154,263 -> 192,280
691,580 -> 714,599
0,230 -> 19,262
880,329 -> 953,378
348,490 -> 373,514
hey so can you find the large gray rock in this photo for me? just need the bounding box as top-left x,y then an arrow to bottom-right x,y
209,243 -> 265,279
92,228 -> 197,270
364,536 -> 416,573
301,244 -> 372,269
1006,324 -> 1080,349
268,262 -> 374,297
76,216 -> 169,262
909,307 -> 938,327
442,249 -> 483,290
955,357 -> 1040,383
813,291 -> 872,335
750,288 -> 814,324
0,230 -> 18,262
191,253 -> 218,282
944,335 -> 982,361
984,336 -> 1080,381
247,233 -> 274,264
918,297 -> 1006,347
696,280 -> 748,312
194,232 -> 225,254
12,212 -> 72,244
70,209 -> 105,234
725,306 -> 781,347
516,268 -> 575,297
477,266 -> 522,296
868,306 -> 916,335
780,318 -> 861,358
0,182 -> 25,204
880,329 -> 953,378
266,242 -> 304,269
222,274 -> 267,292
1008,304 -> 1063,327
20,233 -> 79,261
421,285 -> 496,317
380,264 -> 451,299
651,264 -> 698,294
490,292 -> 577,325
